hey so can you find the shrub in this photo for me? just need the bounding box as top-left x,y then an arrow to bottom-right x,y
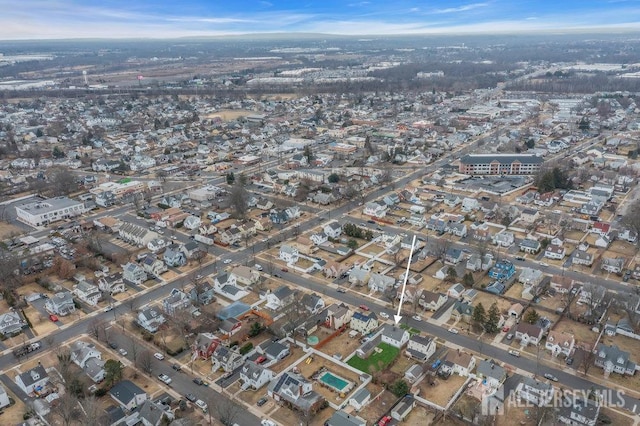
239,342 -> 253,355
94,388 -> 107,397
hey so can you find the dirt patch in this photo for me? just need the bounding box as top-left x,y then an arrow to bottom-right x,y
599,407 -> 634,426
418,373 -> 468,408
553,318 -> 597,350
0,386 -> 27,425
495,404 -> 538,426
359,390 -> 399,424
23,306 -> 58,336
313,327 -> 361,360
402,404 -> 437,425
0,222 -> 25,239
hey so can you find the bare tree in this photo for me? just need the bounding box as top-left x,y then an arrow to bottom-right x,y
137,350 -> 154,374
87,318 -> 108,342
432,236 -> 451,264
48,166 -> 79,197
621,199 -> 640,247
128,335 -> 141,374
49,393 -> 81,426
228,180 -> 249,220
80,395 -> 104,423
580,346 -> 596,376
209,394 -> 242,426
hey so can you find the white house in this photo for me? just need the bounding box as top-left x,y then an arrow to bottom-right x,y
70,341 -> 102,369
442,350 -> 476,377
493,232 -> 514,247
544,244 -> 566,260
109,380 -> 148,411
516,377 -> 555,407
265,286 -> 296,311
381,324 -> 410,348
137,307 -> 166,333
98,275 -> 126,295
461,197 -> 480,212
16,365 -> 49,395
349,388 -> 371,412
406,335 -> 436,362
183,215 -> 202,230
350,312 -> 378,334
363,201 -> 387,218
122,262 -> 147,285
141,255 -> 167,278
0,384 -> 11,410
545,330 -> 575,357
279,245 -> 299,264
240,361 -> 274,390
72,280 -> 102,306
323,222 -> 343,239
45,291 -> 76,316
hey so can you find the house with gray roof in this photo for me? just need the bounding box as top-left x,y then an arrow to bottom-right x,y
350,311 -> 378,335
109,380 -> 148,411
267,371 -> 325,413
476,359 -> 506,388
391,395 -> 416,422
556,397 -> 600,426
594,344 -> 637,376
135,399 -> 174,426
348,387 -> 371,412
163,244 -> 186,267
15,365 -> 49,395
326,410 -> 366,426
368,273 -> 395,292
45,291 -> 76,316
516,377 -> 554,406
137,307 -> 166,333
240,361 -> 274,390
122,262 -> 147,285
406,334 -> 436,362
0,311 -> 26,336
162,288 -> 192,316
211,345 -> 244,373
381,324 -> 410,348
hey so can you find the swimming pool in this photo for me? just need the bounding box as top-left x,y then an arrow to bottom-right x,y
319,371 -> 352,392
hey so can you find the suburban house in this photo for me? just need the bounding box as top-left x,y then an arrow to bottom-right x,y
516,377 -> 554,406
493,232 -> 514,247
545,330 -> 575,357
265,286 -> 296,311
363,201 -> 387,218
368,273 -> 395,292
417,291 -> 448,311
0,385 -> 10,410
551,275 -> 575,294
0,311 -> 26,336
544,244 -> 566,260
70,340 -> 106,383
350,312 -> 379,335
515,323 -> 544,346
122,262 -> 147,285
15,365 -> 49,395
381,324 -> 410,348
163,244 -> 187,267
556,397 -> 600,426
476,359 -> 506,388
137,307 -> 166,333
134,399 -> 174,426
192,333 -> 221,360
324,304 -> 352,330
594,344 -> 637,376
573,250 -> 594,266
442,350 -> 476,377
141,255 -> 167,278
230,266 -> 261,286
326,411 -> 366,426
405,335 -> 436,362
601,257 -> 625,274
240,361 -> 274,390
405,364 -> 425,383
279,245 -> 300,264
72,280 -> 102,306
508,303 -> 525,319
268,371 -> 325,414
301,293 -> 325,314
519,239 -> 541,254
349,267 -> 371,286
211,346 -> 244,372
189,282 -> 216,305
118,223 -> 159,247
98,274 -> 126,295
349,388 -> 371,412
260,341 -> 291,362
447,283 -> 465,299
323,222 -> 343,239
520,208 -> 540,224
445,248 -> 464,264
109,380 -> 148,411
518,267 -> 544,286
162,288 -> 192,316
45,291 -> 76,316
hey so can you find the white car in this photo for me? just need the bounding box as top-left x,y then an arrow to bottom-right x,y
195,399 -> 208,412
412,315 -> 422,322
154,352 -> 165,360
540,262 -> 549,267
254,264 -> 263,271
261,420 -> 276,426
448,328 -> 459,334
118,348 -> 128,356
104,306 -> 113,312
379,312 -> 389,319
158,373 -> 172,384
508,350 -> 520,357
223,259 -> 232,264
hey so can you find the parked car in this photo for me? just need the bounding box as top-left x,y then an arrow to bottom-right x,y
256,355 -> 267,364
185,393 -> 197,402
515,256 -> 525,261
336,287 -> 346,293
261,420 -> 276,426
544,373 -> 559,382
257,397 -> 268,407
254,264 -> 263,271
104,305 -> 113,312
502,326 -> 510,332
448,328 -> 459,334
223,259 -> 232,264
412,315 -> 422,322
540,262 -> 549,267
158,374 -> 172,385
367,220 -> 376,224
171,363 -> 182,371
118,348 -> 128,356
281,267 -> 288,272
193,377 -> 204,386
623,270 -> 631,282
566,357 -> 574,366
379,312 -> 389,319
378,416 -> 392,426
506,333 -> 514,340
508,350 -> 520,357
195,399 -> 208,412
108,342 -> 118,349
154,352 -> 165,360
49,314 -> 59,322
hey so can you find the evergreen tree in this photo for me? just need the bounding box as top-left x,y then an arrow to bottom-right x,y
524,309 -> 540,325
485,303 -> 501,333
473,302 -> 486,327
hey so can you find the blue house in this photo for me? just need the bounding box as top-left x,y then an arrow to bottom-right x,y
488,260 -> 515,281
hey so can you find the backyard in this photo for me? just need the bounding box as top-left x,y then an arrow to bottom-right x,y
346,342 -> 399,373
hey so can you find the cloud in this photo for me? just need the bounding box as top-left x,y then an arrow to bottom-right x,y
433,3 -> 489,14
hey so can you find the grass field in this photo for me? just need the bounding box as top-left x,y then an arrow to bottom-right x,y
347,342 -> 399,373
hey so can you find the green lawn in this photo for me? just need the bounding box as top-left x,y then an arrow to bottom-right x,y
399,324 -> 420,335
347,342 -> 400,373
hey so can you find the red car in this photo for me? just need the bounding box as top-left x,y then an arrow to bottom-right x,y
502,326 -> 510,332
256,355 -> 267,364
359,304 -> 370,311
281,267 -> 289,272
49,314 -> 59,322
378,416 -> 392,426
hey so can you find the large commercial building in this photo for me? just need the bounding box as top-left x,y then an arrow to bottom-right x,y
16,197 -> 85,227
458,154 -> 543,176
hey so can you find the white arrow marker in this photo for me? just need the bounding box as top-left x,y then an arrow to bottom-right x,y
395,235 -> 417,325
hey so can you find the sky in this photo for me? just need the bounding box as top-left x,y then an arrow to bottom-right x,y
1,0 -> 640,40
